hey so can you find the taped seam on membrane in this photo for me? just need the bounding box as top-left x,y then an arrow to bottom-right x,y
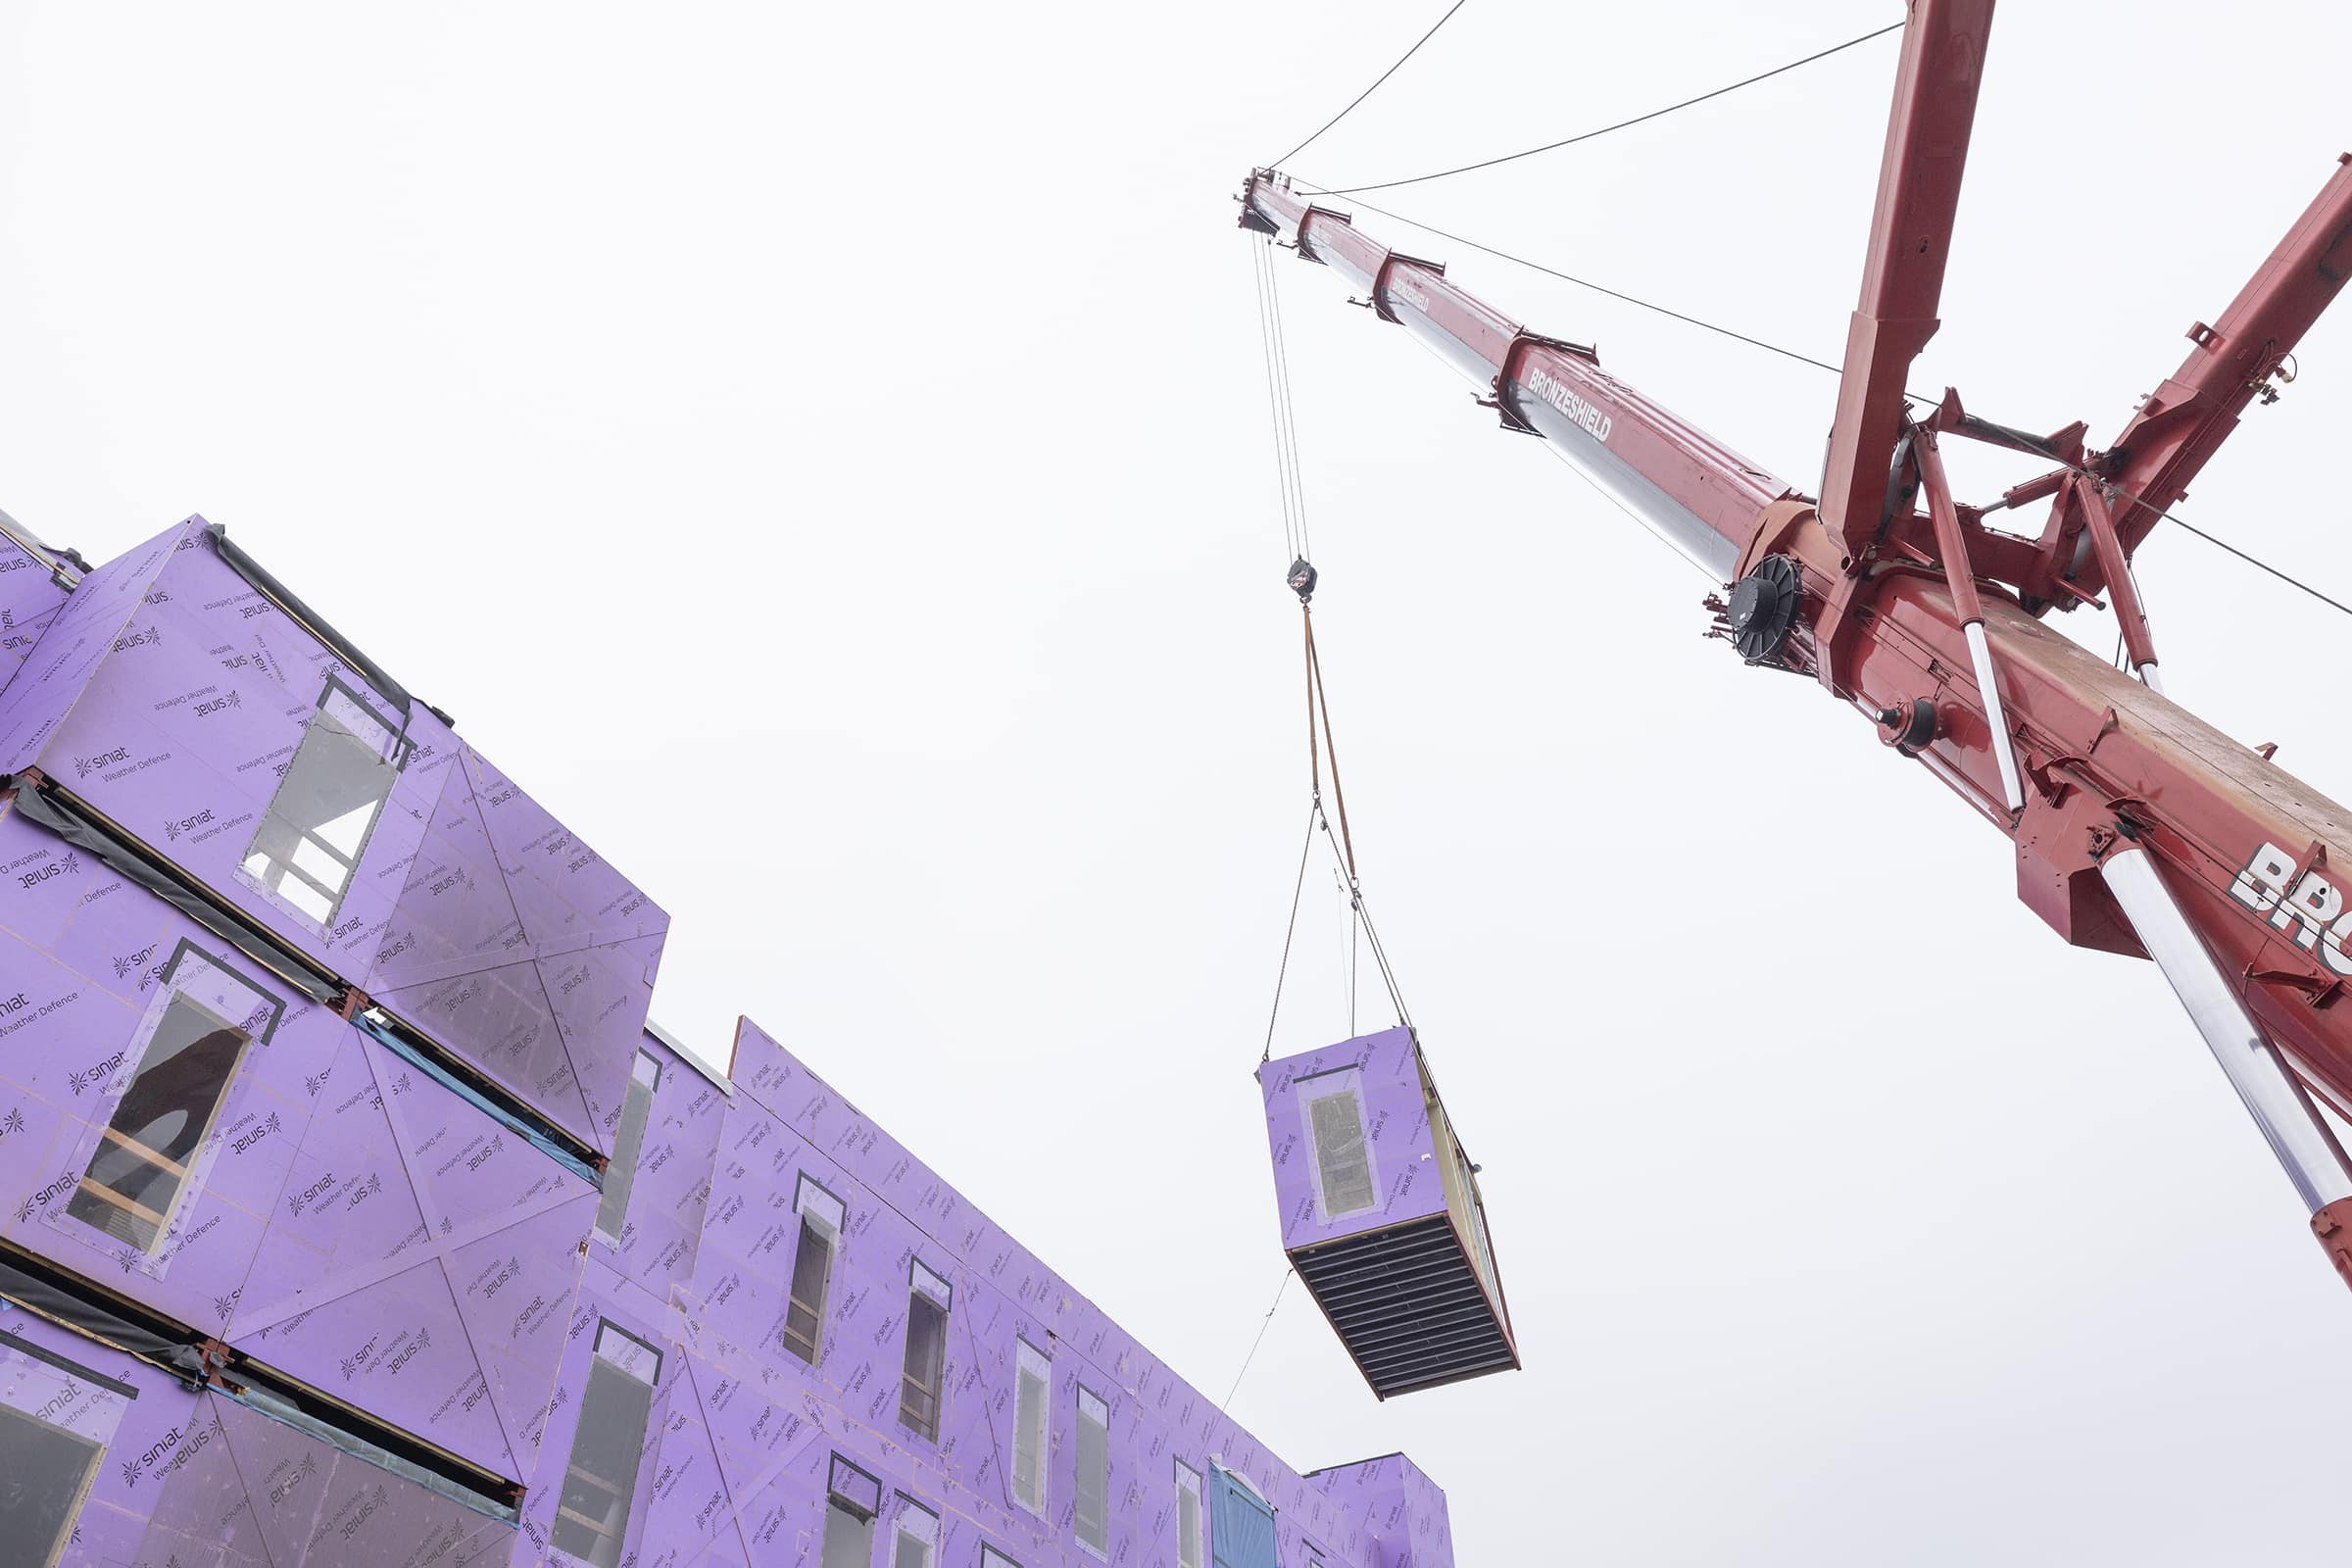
8,778 -> 340,1006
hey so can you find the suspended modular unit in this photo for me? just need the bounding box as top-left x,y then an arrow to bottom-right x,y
1259,1027 -> 1517,1396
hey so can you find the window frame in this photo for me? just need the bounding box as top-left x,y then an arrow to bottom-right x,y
238,672 -> 413,926
61,940 -> 281,1260
1296,1065 -> 1378,1221
1174,1458 -> 1204,1568
891,1492 -> 940,1568
1010,1337 -> 1052,1516
548,1319 -> 663,1568
782,1174 -> 845,1365
0,1401 -> 105,1568
821,1453 -> 884,1568
979,1546 -> 1023,1568
592,1050 -> 663,1245
897,1259 -> 953,1443
1072,1382 -> 1109,1561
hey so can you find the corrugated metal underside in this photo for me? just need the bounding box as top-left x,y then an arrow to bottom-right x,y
1292,1215 -> 1517,1397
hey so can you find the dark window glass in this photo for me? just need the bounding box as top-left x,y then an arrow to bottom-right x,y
242,680 -> 409,923
898,1274 -> 950,1442
549,1327 -> 659,1567
0,1400 -> 105,1568
593,1053 -> 662,1242
67,993 -> 248,1250
784,1215 -> 833,1363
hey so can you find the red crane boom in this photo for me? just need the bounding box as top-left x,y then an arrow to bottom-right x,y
1238,0 -> 2352,1293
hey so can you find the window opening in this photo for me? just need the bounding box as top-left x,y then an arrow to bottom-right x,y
821,1455 -> 882,1568
898,1260 -> 952,1441
1011,1338 -> 1051,1515
593,1052 -> 662,1243
550,1321 -> 662,1567
783,1175 -> 845,1364
241,675 -> 411,923
0,1329 -> 133,1568
1298,1068 -> 1376,1219
1175,1459 -> 1204,1568
892,1494 -> 939,1568
980,1547 -> 1023,1568
65,943 -> 278,1253
1074,1384 -> 1109,1559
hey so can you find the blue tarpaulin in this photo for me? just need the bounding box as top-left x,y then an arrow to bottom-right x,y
1210,1461 -> 1278,1568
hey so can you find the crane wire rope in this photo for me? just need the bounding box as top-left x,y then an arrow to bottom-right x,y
1267,0 -> 1470,171
1219,1265 -> 1297,1412
1250,237 -> 1309,563
1308,20 -> 1904,195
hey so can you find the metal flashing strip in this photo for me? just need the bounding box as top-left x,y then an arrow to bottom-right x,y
203,522 -> 441,727
0,1322 -> 142,1400
9,775 -> 607,1186
0,505 -> 85,589
356,1007 -> 606,1186
0,1240 -> 521,1517
232,1380 -> 520,1524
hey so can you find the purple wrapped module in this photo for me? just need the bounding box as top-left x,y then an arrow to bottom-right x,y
1259,1028 -> 1518,1397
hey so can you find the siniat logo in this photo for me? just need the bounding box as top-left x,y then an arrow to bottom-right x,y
74,748 -> 129,779
194,689 -> 243,717
110,944 -> 160,980
1522,365 -> 1613,443
111,623 -> 162,654
18,851 -> 80,889
163,808 -> 214,842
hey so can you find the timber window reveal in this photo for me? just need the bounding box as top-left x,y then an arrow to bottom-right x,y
820,1455 -> 882,1568
65,943 -> 281,1252
1011,1338 -> 1051,1515
1073,1384 -> 1109,1560
892,1494 -> 939,1568
593,1052 -> 662,1243
1298,1067 -> 1377,1220
550,1321 -> 662,1568
898,1260 -> 953,1442
783,1175 -> 846,1364
1174,1460 -> 1204,1568
241,675 -> 411,924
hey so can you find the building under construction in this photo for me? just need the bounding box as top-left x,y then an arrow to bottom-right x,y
0,514 -> 1457,1568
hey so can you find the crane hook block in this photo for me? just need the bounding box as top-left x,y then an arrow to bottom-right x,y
1728,555 -> 1801,664
1288,557 -> 1319,602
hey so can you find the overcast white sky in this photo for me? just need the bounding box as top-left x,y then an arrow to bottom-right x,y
7,2 -> 2352,1561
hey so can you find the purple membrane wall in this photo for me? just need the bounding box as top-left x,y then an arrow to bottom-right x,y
1258,1027 -> 1447,1251
0,532 -> 70,690
0,517 -> 1457,1568
0,515 -> 667,1153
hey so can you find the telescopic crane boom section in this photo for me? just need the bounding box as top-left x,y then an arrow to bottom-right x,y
1238,0 -> 2352,1294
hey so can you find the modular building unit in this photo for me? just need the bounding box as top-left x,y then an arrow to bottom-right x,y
0,515 -> 667,1156
1259,1027 -> 1517,1396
